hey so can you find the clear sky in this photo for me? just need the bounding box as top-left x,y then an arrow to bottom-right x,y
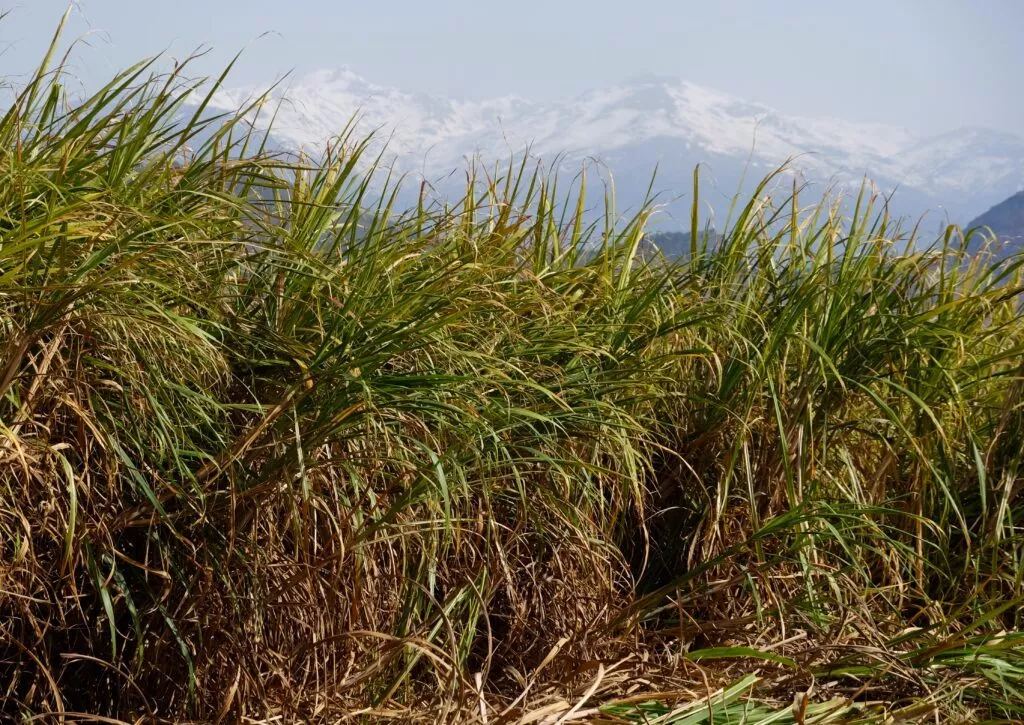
2,0 -> 1021,136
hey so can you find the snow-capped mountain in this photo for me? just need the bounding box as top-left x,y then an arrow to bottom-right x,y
200,69 -> 1024,227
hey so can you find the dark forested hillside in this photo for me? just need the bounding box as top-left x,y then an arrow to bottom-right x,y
968,190 -> 1024,258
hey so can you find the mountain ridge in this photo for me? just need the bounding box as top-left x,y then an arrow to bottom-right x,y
199,69 -> 1024,226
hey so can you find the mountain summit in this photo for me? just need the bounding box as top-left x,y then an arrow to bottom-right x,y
203,69 -> 1024,225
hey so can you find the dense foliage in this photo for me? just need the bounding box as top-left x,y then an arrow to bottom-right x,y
2,20 -> 1024,722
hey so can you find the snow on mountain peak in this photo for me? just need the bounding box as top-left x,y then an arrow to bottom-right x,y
200,68 -> 1023,223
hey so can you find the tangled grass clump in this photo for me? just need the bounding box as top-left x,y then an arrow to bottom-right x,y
2,18 -> 1024,723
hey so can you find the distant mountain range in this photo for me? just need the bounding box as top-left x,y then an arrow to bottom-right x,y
198,69 -> 1024,229
967,192 -> 1024,259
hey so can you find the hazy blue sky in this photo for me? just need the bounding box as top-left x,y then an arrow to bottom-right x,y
3,1 -> 1022,136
